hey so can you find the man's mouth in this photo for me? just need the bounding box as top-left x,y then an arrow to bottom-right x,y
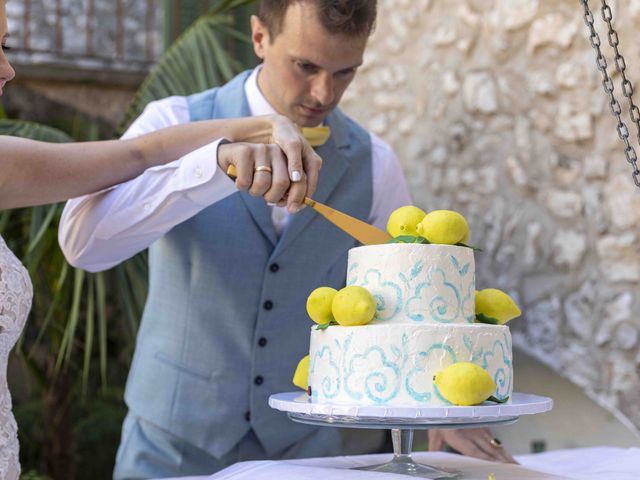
301,105 -> 329,115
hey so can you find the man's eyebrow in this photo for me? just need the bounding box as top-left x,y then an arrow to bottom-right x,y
294,57 -> 363,72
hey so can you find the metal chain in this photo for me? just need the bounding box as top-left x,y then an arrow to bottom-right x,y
579,0 -> 640,188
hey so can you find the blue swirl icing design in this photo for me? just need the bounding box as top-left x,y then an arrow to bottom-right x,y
463,334 -> 484,362
481,334 -> 512,400
423,266 -> 463,323
405,343 -> 457,402
404,256 -> 471,323
344,343 -> 402,403
347,262 -> 359,286
404,282 -> 429,322
360,269 -> 403,322
310,345 -> 340,399
463,334 -> 473,353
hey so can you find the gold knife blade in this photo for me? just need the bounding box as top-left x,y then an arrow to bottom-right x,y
302,197 -> 391,245
225,165 -> 392,245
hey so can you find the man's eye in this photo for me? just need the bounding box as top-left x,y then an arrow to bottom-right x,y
337,69 -> 356,77
297,62 -> 317,72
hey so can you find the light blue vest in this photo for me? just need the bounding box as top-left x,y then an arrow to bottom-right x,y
124,70 -> 373,459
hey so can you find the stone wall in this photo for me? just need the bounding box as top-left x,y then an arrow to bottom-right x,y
5,0 -> 160,73
341,0 -> 640,433
5,0 -> 162,133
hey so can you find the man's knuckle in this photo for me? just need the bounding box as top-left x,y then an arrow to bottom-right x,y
236,178 -> 251,190
273,178 -> 289,190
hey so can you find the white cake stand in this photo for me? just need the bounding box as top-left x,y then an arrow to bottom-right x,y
269,392 -> 553,479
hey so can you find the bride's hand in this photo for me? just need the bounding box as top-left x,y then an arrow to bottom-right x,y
267,114 -> 322,201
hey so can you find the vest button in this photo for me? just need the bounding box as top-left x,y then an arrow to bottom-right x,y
269,263 -> 280,273
263,300 -> 273,310
244,411 -> 251,422
254,375 -> 264,385
258,337 -> 268,347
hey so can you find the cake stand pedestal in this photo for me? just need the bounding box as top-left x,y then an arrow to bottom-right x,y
269,392 -> 553,479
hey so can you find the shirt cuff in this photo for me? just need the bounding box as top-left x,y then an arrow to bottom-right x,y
177,138 -> 238,205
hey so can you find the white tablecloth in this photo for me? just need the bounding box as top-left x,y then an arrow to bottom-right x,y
173,447 -> 640,480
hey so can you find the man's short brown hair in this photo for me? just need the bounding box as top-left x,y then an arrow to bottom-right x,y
258,0 -> 377,40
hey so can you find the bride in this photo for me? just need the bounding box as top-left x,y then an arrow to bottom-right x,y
0,1 -> 321,477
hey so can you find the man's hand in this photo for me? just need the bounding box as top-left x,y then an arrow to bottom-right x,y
218,115 -> 323,213
428,428 -> 517,464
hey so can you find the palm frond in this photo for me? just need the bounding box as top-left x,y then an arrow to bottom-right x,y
121,4 -> 256,132
0,119 -> 73,143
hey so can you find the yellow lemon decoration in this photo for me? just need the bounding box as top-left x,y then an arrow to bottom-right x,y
434,362 -> 497,406
386,205 -> 427,238
475,288 -> 521,325
293,355 -> 310,390
332,286 -> 377,326
416,210 -> 469,245
306,287 -> 338,325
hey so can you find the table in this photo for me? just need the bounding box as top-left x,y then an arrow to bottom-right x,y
173,447 -> 640,480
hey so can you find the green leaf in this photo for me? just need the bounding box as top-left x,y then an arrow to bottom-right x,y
82,277 -> 96,398
0,119 -> 73,143
387,235 -> 430,244
455,242 -> 483,252
487,395 -> 509,404
315,320 -> 339,330
95,272 -> 108,393
475,313 -> 501,325
55,268 -> 85,373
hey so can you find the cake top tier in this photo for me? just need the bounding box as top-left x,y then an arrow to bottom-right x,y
347,243 -> 475,325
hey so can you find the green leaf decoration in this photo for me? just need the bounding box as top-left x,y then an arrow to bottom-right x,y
487,395 -> 509,404
387,235 -> 430,244
475,313 -> 501,325
455,242 -> 483,252
315,320 -> 339,330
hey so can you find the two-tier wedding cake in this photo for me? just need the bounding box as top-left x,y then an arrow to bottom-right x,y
308,243 -> 512,406
296,208 -> 518,407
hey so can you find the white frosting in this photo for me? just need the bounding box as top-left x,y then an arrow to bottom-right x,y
309,323 -> 512,406
347,244 -> 475,325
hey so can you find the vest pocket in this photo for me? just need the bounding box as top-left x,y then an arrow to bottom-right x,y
154,351 -> 211,381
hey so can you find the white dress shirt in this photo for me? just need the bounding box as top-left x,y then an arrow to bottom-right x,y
58,67 -> 412,272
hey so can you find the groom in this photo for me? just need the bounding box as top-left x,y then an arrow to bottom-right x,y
60,1 -> 410,477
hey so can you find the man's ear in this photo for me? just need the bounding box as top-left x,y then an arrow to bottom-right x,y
251,15 -> 269,60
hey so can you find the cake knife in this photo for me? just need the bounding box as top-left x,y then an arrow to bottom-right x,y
225,165 -> 392,245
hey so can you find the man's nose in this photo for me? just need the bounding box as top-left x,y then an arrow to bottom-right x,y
310,73 -> 335,106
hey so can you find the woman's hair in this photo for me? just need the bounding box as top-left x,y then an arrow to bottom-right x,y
258,0 -> 377,40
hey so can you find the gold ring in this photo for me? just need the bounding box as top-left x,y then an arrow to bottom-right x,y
254,166 -> 273,174
489,438 -> 502,448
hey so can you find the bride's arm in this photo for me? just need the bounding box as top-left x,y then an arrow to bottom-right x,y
0,114 -> 319,210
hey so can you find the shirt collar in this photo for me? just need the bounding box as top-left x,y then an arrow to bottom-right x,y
245,65 -> 277,117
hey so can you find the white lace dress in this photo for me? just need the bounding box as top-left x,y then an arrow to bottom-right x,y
0,235 -> 32,480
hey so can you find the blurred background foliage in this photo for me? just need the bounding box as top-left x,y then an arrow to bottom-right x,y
0,1 -> 257,478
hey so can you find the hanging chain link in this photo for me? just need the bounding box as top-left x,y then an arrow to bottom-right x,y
579,0 -> 640,188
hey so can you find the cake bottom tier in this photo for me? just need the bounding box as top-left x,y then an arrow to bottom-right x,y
309,323 -> 512,406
